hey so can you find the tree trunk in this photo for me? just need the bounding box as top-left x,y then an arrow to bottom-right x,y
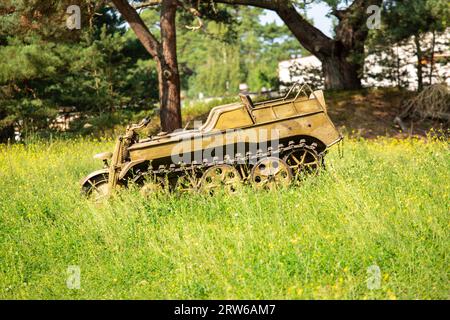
276,4 -> 362,90
429,30 -> 436,85
111,0 -> 182,132
396,45 -> 401,88
0,124 -> 15,143
322,54 -> 362,90
159,0 -> 182,132
414,34 -> 423,91
216,0 -> 381,90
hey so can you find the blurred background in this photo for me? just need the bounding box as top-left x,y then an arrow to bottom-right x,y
0,0 -> 448,141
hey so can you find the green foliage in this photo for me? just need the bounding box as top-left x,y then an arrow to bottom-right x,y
177,6 -> 304,97
182,96 -> 239,123
367,0 -> 450,90
0,32 -> 158,133
0,0 -> 105,41
1,0 -> 447,139
0,5 -> 159,138
0,3 -> 302,139
382,0 -> 449,40
0,137 -> 448,299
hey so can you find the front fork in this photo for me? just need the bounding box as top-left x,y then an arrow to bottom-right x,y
107,137 -> 124,194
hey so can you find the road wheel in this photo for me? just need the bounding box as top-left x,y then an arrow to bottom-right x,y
199,164 -> 242,194
250,157 -> 292,190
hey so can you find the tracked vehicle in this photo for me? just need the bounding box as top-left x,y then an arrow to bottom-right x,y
81,83 -> 342,199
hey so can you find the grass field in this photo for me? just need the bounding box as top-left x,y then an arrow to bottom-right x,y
0,135 -> 448,299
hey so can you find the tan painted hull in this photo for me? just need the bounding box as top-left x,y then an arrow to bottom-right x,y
127,90 -> 341,165
82,84 -> 343,194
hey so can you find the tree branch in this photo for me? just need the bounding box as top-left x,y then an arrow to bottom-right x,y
133,0 -> 162,10
333,0 -> 383,50
214,0 -> 333,58
276,2 -> 333,58
210,0 -> 277,10
111,0 -> 161,58
178,1 -> 204,30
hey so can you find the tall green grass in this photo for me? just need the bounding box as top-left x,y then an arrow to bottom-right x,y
0,136 -> 448,299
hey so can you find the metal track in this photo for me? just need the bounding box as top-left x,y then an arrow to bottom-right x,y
133,139 -> 324,185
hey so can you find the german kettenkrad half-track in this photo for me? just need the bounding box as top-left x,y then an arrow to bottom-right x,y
81,83 -> 342,199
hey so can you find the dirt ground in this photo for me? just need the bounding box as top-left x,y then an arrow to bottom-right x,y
324,88 -> 448,139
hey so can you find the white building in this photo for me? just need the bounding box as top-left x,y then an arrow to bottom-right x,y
279,55 -> 322,85
279,31 -> 450,90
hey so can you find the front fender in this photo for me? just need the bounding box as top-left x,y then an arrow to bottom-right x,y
79,168 -> 109,187
118,159 -> 147,180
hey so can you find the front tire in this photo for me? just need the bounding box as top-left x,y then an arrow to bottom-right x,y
81,172 -> 110,201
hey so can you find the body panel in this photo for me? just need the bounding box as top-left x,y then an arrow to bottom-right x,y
128,111 -> 340,163
126,89 -> 341,166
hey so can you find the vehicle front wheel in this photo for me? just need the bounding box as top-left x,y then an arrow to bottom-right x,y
81,172 -> 110,201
